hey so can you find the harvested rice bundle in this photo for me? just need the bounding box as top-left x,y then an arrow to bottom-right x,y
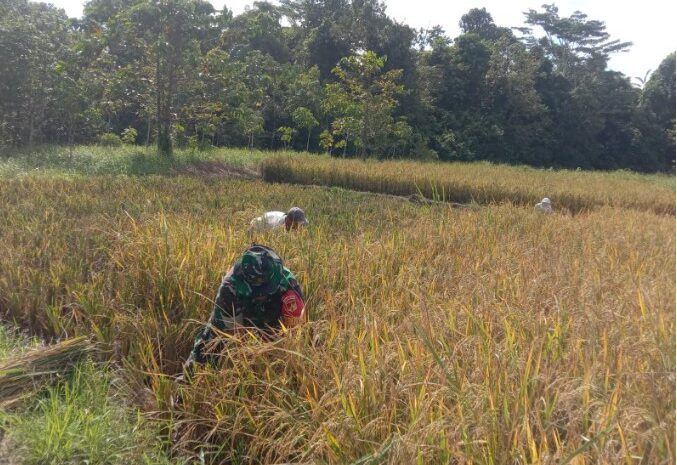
0,336 -> 92,408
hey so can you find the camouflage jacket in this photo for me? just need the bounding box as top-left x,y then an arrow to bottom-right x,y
188,245 -> 304,365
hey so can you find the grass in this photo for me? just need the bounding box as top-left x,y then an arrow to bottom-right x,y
0,323 -> 178,464
0,361 -> 179,465
0,171 -> 673,464
0,145 -> 281,177
261,155 -> 676,214
0,326 -> 38,361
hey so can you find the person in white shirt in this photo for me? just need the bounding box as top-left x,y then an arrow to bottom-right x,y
250,207 -> 309,232
534,197 -> 554,214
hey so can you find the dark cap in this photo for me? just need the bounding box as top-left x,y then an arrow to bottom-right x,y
286,207 -> 309,225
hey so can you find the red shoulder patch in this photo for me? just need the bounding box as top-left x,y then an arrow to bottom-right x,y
281,290 -> 305,318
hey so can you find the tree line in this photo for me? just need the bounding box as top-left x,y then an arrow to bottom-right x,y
0,0 -> 674,171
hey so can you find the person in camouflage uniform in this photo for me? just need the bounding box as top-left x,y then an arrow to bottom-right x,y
183,244 -> 305,373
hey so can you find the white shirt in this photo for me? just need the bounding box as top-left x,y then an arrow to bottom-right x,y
250,211 -> 286,232
534,201 -> 553,214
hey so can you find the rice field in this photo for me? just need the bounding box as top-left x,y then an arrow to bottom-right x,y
261,155 -> 676,215
0,155 -> 674,464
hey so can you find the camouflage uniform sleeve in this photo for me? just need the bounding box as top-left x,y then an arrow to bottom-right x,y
188,271 -> 242,366
287,277 -> 304,301
284,267 -> 305,300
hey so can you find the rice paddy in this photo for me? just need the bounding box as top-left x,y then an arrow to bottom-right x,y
0,151 -> 674,464
261,155 -> 676,214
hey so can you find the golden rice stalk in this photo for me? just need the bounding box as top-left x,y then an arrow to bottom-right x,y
0,336 -> 93,408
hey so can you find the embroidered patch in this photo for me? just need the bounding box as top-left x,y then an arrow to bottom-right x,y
281,290 -> 304,318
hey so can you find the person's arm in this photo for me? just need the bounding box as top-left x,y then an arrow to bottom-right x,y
186,270 -> 241,370
280,277 -> 305,329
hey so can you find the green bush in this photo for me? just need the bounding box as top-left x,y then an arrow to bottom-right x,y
173,123 -> 187,148
120,128 -> 138,145
98,133 -> 122,147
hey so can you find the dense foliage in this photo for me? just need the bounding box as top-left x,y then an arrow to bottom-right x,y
0,0 -> 674,170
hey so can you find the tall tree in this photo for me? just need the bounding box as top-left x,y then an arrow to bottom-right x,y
639,53 -> 676,169
459,7 -> 509,41
483,37 -> 548,164
292,106 -> 318,151
221,1 -> 289,62
0,0 -> 70,147
117,0 -> 216,155
423,31 -> 493,160
519,4 -> 631,77
323,51 -> 404,157
281,0 -> 353,80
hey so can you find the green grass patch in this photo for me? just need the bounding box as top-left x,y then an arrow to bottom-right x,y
0,360 -> 178,465
0,145 -> 283,177
0,326 -> 38,360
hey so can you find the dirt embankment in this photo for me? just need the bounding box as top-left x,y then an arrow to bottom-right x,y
178,160 -> 259,180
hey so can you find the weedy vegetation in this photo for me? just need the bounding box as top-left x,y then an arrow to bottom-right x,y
0,361 -> 178,465
0,145 -> 278,177
0,149 -> 674,464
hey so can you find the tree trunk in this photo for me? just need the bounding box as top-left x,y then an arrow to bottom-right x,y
155,31 -> 172,156
27,84 -> 35,149
67,114 -> 74,146
146,113 -> 151,146
306,129 -> 311,152
28,111 -> 35,149
155,35 -> 164,154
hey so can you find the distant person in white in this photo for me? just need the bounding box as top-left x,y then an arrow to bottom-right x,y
250,207 -> 309,232
534,197 -> 554,214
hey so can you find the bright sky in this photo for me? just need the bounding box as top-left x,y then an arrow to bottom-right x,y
39,0 -> 676,80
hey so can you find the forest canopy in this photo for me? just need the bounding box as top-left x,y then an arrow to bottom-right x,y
0,0 -> 674,171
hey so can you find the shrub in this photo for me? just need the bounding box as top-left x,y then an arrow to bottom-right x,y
120,128 -> 138,145
173,123 -> 187,148
98,133 -> 122,147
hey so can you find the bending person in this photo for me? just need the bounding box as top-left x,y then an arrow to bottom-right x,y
250,207 -> 309,232
183,244 -> 305,375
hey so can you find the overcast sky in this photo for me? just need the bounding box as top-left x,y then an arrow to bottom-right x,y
37,0 -> 676,80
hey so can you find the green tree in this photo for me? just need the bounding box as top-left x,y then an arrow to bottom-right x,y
236,105 -> 264,149
519,4 -> 631,77
280,0 -> 353,80
277,126 -> 294,149
220,1 -> 288,62
120,0 -> 216,155
483,36 -> 548,164
319,129 -> 334,154
292,107 -> 318,151
639,53 -> 676,169
423,31 -> 493,160
0,0 -> 70,147
323,51 -> 404,157
459,7 -> 509,41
